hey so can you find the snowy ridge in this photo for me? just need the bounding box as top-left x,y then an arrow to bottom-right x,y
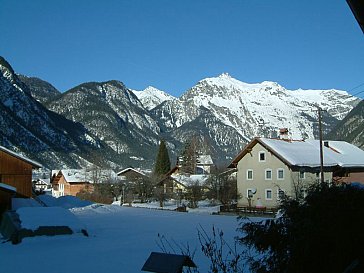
0,56 -> 124,169
1,53 -> 360,168
47,80 -> 163,167
150,73 -> 360,162
156,73 -> 359,141
132,86 -> 175,110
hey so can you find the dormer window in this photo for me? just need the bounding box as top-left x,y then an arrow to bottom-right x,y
259,151 -> 266,162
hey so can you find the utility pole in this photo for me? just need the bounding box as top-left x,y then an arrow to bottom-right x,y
317,106 -> 325,183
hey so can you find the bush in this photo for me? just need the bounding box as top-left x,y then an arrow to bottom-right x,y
238,183 -> 364,273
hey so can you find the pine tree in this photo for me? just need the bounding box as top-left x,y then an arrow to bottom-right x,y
181,136 -> 198,174
154,139 -> 171,176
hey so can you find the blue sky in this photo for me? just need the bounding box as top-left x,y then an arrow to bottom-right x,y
1,0 -> 363,97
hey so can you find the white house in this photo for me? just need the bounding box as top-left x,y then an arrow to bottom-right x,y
229,137 -> 364,209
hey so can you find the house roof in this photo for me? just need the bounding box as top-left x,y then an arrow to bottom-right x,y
33,179 -> 51,185
196,155 -> 214,165
171,174 -> 209,187
229,137 -> 364,169
142,252 -> 196,273
55,169 -> 118,183
60,169 -> 90,183
347,0 -> 364,33
116,167 -> 147,177
0,145 -> 42,169
0,182 -> 17,193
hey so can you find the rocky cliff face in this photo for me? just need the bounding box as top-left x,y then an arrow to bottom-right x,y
326,100 -> 364,149
0,57 -> 119,169
17,74 -> 61,104
46,80 -> 163,166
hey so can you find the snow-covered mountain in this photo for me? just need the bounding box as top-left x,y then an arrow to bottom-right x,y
132,86 -> 175,110
1,55 -> 360,169
47,81 -> 163,167
0,56 -> 106,168
152,73 -> 360,161
17,74 -> 61,104
326,100 -> 364,149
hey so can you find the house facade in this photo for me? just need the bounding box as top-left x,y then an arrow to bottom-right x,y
0,146 -> 42,198
51,170 -> 94,197
229,137 -> 364,209
0,146 -> 42,215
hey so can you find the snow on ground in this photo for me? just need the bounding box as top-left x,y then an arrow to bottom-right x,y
17,206 -> 86,233
0,202 -> 253,273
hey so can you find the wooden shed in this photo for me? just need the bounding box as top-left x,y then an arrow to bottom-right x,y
0,146 -> 42,198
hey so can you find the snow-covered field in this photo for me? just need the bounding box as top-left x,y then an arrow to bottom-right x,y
1,201 -> 250,273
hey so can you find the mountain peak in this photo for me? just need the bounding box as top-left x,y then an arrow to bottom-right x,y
132,86 -> 175,110
143,86 -> 162,93
218,72 -> 232,79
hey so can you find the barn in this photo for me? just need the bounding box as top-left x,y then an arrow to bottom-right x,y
0,145 -> 42,215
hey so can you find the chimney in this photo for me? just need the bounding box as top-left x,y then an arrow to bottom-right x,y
279,128 -> 289,140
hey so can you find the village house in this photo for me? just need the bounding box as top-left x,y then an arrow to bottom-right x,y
51,168 -> 120,197
157,165 -> 210,194
0,145 -> 42,215
51,169 -> 94,197
33,178 -> 51,194
117,167 -> 150,182
229,136 -> 364,209
116,167 -> 152,202
176,154 -> 215,175
196,155 -> 214,174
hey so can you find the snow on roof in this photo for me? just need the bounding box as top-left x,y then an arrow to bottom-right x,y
117,167 -> 147,176
0,145 -> 42,168
0,183 -> 16,192
171,174 -> 209,187
56,169 -> 118,183
260,138 -> 364,168
34,178 -> 51,185
196,155 -> 213,165
61,169 -> 89,183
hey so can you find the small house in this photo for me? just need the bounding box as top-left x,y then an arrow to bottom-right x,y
117,167 -> 149,182
51,169 -> 94,197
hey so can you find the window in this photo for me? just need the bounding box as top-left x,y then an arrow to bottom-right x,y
247,169 -> 253,180
277,189 -> 285,200
265,189 -> 273,200
299,171 -> 305,179
277,169 -> 284,180
259,151 -> 266,162
247,188 -> 255,199
265,169 -> 272,180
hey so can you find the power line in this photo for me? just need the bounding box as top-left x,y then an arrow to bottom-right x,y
351,89 -> 364,98
348,82 -> 364,92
